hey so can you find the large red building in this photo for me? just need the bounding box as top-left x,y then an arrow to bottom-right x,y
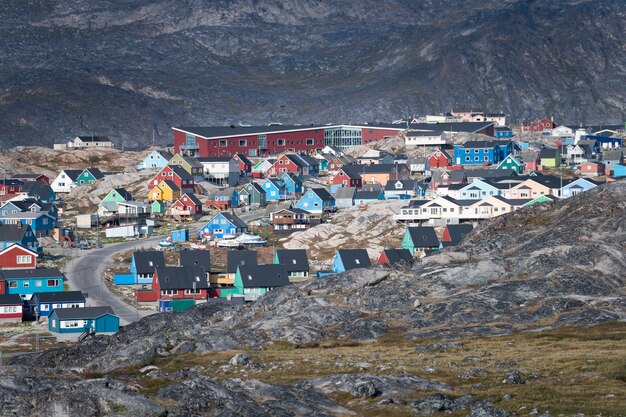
173,124 -> 405,158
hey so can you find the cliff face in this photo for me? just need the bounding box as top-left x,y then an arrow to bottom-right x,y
1,0 -> 625,148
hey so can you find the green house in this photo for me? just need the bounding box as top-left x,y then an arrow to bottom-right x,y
239,183 -> 266,207
151,200 -> 165,214
523,195 -> 557,207
497,155 -> 524,174
77,167 -> 105,185
99,188 -> 134,208
401,226 -> 440,256
234,264 -> 289,302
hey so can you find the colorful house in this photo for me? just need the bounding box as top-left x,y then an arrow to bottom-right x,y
521,150 -> 540,172
561,178 -> 599,199
148,180 -> 181,202
0,179 -> 22,197
31,291 -> 86,318
171,193 -> 203,216
0,212 -> 55,237
233,153 -> 253,176
179,249 -> 211,272
353,189 -> 385,205
10,173 -> 49,184
152,266 -> 209,300
274,249 -> 309,281
0,294 -> 23,322
77,168 -> 105,185
266,153 -> 305,177
613,164 -> 626,178
580,162 -> 605,177
0,244 -> 38,270
262,179 -> 286,201
427,149 -> 452,169
99,188 -> 134,208
539,148 -> 562,168
377,248 -> 412,266
523,195 -> 558,206
295,188 -> 335,214
141,149 -> 173,170
19,181 -> 55,203
454,141 -> 504,165
269,208 -> 312,233
197,212 -> 248,239
209,188 -> 239,209
225,250 -> 258,281
332,249 -> 371,273
130,251 -> 165,285
281,172 -> 304,195
401,227 -> 440,256
441,224 -> 474,248
331,168 -> 362,189
48,306 -> 119,334
0,223 -> 39,253
234,264 -> 289,301
0,268 -> 64,300
50,169 -> 83,193
151,200 -> 166,214
239,183 -> 266,207
334,187 -> 356,209
384,180 -> 417,199
148,165 -> 195,192
497,155 -> 524,174
168,154 -> 204,178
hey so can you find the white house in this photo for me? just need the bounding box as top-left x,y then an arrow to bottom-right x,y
485,113 -> 507,127
50,170 -> 83,193
550,125 -> 574,138
405,130 -> 449,147
197,157 -> 239,186
54,136 -> 114,150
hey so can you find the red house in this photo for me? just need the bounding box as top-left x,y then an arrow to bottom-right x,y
0,245 -> 38,270
0,294 -> 23,322
0,180 -> 22,196
152,266 -> 209,300
266,154 -> 304,177
331,168 -> 362,188
525,118 -> 557,132
580,161 -> 605,177
171,193 -> 203,216
10,174 -> 49,184
378,248 -> 412,266
148,165 -> 194,192
427,149 -> 452,169
233,154 -> 252,176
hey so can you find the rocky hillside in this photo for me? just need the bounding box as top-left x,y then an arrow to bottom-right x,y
1,0 -> 625,148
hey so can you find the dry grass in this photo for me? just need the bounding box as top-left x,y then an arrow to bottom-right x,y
139,322 -> 626,416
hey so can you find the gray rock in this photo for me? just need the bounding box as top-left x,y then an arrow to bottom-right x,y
466,401 -> 510,417
351,380 -> 378,398
228,353 -> 250,366
411,393 -> 446,415
502,370 -> 523,384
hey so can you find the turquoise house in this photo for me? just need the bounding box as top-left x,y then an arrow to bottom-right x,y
613,164 -> 626,178
151,200 -> 165,214
234,264 -> 289,301
171,229 -> 189,242
281,173 -> 303,195
402,227 -> 440,256
0,268 -> 64,300
262,179 -> 286,201
295,188 -> 335,214
48,306 -> 119,334
497,155 -> 524,174
99,188 -> 134,207
77,168 -> 105,185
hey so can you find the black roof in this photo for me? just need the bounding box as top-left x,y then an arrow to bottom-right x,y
0,268 -> 63,280
381,248 -> 413,265
539,148 -> 559,158
465,169 -> 518,179
62,169 -> 84,181
235,153 -> 252,165
197,157 -> 233,163
0,223 -> 31,243
444,224 -> 474,246
308,187 -> 334,201
85,167 -> 105,180
112,188 -> 133,201
133,251 -> 166,275
52,306 -> 115,320
77,136 -> 110,142
179,250 -> 210,270
337,249 -> 372,270
354,190 -> 382,200
218,212 -> 248,229
408,122 -> 494,133
406,227 -> 440,248
0,294 -> 23,305
237,264 -> 289,288
275,249 -> 309,272
462,140 -> 510,148
156,266 -> 209,290
34,291 -> 85,303
19,181 -> 54,201
227,250 -> 258,273
10,173 -> 46,180
169,165 -> 194,180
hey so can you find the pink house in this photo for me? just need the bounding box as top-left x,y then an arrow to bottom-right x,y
521,150 -> 540,172
580,162 -> 605,177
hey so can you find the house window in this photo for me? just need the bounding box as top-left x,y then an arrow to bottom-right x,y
239,139 -> 247,147
36,281 -> 42,287
474,157 -> 479,161
277,139 -> 286,146
23,281 -> 29,287
47,279 -> 59,287
306,138 -> 314,146
161,290 -> 179,295
17,255 -> 32,264
8,281 -> 17,288
465,157 -> 470,161
185,289 -> 201,295
249,149 -> 257,157
219,140 -> 228,147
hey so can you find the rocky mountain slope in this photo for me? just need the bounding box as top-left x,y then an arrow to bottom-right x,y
1,0 -> 625,148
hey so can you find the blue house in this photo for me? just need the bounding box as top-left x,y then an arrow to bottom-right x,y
455,180 -> 502,199
295,188 -> 335,214
281,173 -> 303,195
454,141 -> 501,166
214,188 -> 239,208
48,306 -> 119,334
0,223 -> 39,252
20,181 -> 56,203
561,178 -> 599,199
197,211 -> 248,239
262,179 -> 286,201
353,189 -> 385,205
171,229 -> 189,242
30,291 -> 86,318
494,127 -> 514,138
0,268 -> 64,300
141,150 -> 173,170
0,212 -> 55,237
130,251 -> 165,285
613,164 -> 626,178
332,249 -> 372,274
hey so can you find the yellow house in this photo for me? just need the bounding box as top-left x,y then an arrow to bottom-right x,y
468,196 -> 513,219
504,178 -> 551,199
149,179 -> 181,202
